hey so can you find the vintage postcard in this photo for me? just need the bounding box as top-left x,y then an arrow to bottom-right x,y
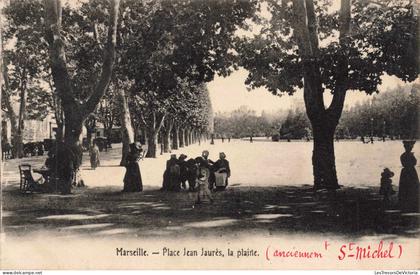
0,0 -> 419,271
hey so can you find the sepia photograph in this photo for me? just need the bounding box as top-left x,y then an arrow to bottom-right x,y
0,0 -> 418,271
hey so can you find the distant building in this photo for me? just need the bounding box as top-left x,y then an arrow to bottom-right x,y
1,113 -> 56,143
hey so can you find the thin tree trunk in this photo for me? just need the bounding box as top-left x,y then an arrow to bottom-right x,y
2,63 -> 21,158
172,125 -> 179,150
0,18 -> 3,164
163,119 -> 173,153
85,117 -> 96,149
15,80 -> 27,158
145,112 -> 165,158
185,129 -> 190,146
179,128 -> 185,148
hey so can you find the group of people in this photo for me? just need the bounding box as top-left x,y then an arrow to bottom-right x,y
380,140 -> 419,212
161,150 -> 231,203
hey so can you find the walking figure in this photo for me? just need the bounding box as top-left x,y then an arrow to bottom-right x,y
89,142 -> 100,170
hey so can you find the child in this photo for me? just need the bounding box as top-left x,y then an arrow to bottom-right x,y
195,157 -> 214,205
380,168 -> 395,206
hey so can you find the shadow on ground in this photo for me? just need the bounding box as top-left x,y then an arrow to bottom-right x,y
2,183 -> 419,240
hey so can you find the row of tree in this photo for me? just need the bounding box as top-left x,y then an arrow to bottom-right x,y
1,0 -> 258,161
1,0 -> 418,192
338,85 -> 420,140
215,83 -> 419,141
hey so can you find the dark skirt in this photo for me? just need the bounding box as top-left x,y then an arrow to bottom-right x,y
399,167 -> 419,212
90,153 -> 100,169
123,162 -> 143,192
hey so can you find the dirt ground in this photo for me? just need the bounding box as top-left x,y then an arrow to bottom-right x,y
1,140 -> 419,269
2,139 -> 419,239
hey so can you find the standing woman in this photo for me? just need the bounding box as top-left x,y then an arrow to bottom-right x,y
123,143 -> 143,192
398,140 -> 419,212
89,142 -> 100,170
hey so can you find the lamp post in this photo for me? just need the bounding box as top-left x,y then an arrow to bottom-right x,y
382,120 -> 386,142
370,117 -> 374,144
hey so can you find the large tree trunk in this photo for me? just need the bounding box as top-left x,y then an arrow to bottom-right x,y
44,0 -> 120,192
293,0 -> 350,191
311,119 -> 339,190
172,125 -> 179,150
118,89 -> 134,166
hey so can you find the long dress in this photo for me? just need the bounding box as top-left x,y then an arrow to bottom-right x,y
90,146 -> 100,169
213,159 -> 231,190
162,158 -> 180,191
123,150 -> 143,192
399,152 -> 419,212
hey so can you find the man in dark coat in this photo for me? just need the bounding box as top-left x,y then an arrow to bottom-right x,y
178,154 -> 188,190
186,158 -> 198,191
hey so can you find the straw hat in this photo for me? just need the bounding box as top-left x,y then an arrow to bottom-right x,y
381,168 -> 394,178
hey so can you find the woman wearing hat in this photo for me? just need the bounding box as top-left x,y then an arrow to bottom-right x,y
213,152 -> 231,191
123,143 -> 143,192
398,140 -> 419,212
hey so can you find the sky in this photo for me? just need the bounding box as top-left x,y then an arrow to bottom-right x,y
208,68 -> 409,115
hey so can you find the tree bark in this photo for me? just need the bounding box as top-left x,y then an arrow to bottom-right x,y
292,0 -> 351,190
44,0 -> 120,146
2,63 -> 22,158
146,129 -> 158,158
172,125 -> 179,150
179,128 -> 185,148
162,118 -> 173,153
0,16 -> 3,163
85,116 -> 96,149
44,0 -> 120,192
118,89 -> 134,166
311,117 -> 340,190
185,129 -> 190,146
145,112 -> 165,158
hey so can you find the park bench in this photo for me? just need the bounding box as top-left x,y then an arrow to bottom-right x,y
18,164 -> 43,193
